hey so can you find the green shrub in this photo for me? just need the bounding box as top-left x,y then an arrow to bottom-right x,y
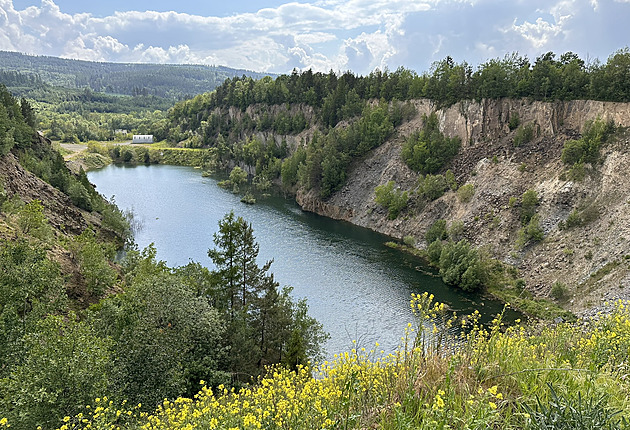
401,112 -> 461,174
374,181 -> 409,220
508,112 -> 520,130
457,183 -> 475,203
513,123 -> 535,146
426,239 -> 443,265
417,174 -> 448,201
70,229 -> 117,296
565,209 -> 582,228
561,118 -> 616,166
445,169 -> 458,190
521,189 -> 539,225
425,219 -> 448,244
17,200 -> 52,241
438,239 -> 485,292
403,235 -> 416,247
516,214 -> 544,249
550,281 -> 568,300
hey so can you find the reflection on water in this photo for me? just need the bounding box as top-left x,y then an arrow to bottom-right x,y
89,164 -> 517,359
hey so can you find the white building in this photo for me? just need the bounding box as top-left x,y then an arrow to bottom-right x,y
132,135 -> 153,144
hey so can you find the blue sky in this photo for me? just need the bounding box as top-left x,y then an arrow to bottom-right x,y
2,0 -> 630,75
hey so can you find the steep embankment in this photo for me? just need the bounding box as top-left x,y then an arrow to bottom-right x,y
0,134 -> 123,306
297,99 -> 630,316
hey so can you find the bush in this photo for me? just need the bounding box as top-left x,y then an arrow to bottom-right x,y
565,209 -> 582,228
17,200 -> 52,241
417,174 -> 448,201
438,239 -> 485,292
70,229 -> 117,296
403,235 -> 415,247
550,281 -> 568,300
426,239 -> 443,264
457,183 -> 475,203
402,112 -> 461,174
425,219 -> 448,244
516,214 -> 545,249
561,118 -> 616,166
374,181 -> 408,220
513,123 -> 535,146
508,112 -> 520,130
521,189 -> 539,225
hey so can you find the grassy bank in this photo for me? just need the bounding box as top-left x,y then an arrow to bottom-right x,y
78,141 -> 216,169
34,293 -> 630,430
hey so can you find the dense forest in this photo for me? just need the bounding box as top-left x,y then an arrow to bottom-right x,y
158,49 -> 630,201
0,50 -> 276,143
0,84 -> 326,429
0,51 -> 272,99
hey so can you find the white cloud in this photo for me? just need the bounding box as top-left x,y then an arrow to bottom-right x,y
0,0 -> 627,75
510,17 -> 565,49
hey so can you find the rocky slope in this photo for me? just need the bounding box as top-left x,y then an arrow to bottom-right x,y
297,98 -> 630,316
0,135 -> 120,305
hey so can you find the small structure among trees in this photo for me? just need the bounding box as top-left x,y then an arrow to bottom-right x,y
132,134 -> 153,144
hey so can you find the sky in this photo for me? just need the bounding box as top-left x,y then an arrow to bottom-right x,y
1,0 -> 629,75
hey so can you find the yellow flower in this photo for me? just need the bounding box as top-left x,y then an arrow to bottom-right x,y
488,385 -> 498,395
489,402 -> 497,409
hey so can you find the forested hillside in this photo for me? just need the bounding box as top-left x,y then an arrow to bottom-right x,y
0,83 -> 326,429
156,48 -> 630,319
0,51 -> 272,99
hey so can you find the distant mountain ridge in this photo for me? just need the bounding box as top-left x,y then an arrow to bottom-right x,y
0,50 -> 274,99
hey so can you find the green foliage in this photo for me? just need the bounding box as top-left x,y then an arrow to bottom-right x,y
561,118 -> 616,166
517,214 -> 545,249
207,212 -> 327,380
16,199 -> 52,241
0,239 -> 66,373
513,123 -> 535,146
438,239 -> 485,292
426,239 -> 444,265
403,235 -> 416,247
374,181 -> 409,219
565,209 -> 583,228
523,384 -> 625,430
70,229 -> 117,296
94,271 -> 228,406
425,219 -> 448,244
508,112 -> 520,130
0,314 -> 111,430
402,112 -> 461,174
520,189 -> 539,225
417,173 -> 449,201
457,183 -> 475,203
550,281 -> 568,300
0,84 -> 34,155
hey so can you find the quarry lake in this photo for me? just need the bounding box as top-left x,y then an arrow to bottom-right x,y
89,164 -> 516,358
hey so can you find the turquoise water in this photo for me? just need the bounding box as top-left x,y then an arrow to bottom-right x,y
89,164 -> 515,358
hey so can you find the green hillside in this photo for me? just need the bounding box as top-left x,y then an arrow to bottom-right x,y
0,50 -> 273,100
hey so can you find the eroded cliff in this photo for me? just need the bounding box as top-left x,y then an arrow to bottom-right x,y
297,98 -> 630,316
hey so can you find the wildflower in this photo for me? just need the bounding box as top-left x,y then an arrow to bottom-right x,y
489,402 -> 497,409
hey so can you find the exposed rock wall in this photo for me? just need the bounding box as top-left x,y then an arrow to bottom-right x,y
297,98 -> 630,315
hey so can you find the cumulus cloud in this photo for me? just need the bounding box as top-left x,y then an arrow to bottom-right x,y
0,0 -> 627,74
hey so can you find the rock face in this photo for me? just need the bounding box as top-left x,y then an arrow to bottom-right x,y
296,98 -> 630,315
0,135 -> 115,242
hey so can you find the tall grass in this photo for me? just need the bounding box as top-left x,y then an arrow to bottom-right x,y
32,294 -> 630,430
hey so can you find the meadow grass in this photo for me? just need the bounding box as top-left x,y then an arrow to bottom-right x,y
4,294 -> 626,430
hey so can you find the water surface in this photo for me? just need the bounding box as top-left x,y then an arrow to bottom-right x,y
89,164 -> 513,358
